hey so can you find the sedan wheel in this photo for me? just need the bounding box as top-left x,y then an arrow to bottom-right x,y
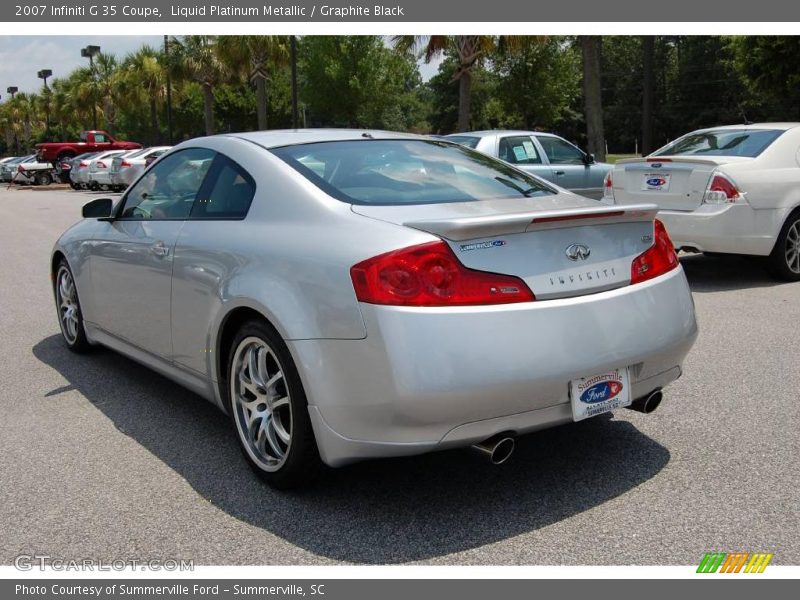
227,321 -> 322,488
769,211 -> 800,281
54,261 -> 90,352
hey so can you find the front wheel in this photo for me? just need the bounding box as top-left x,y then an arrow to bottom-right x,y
226,320 -> 322,488
54,261 -> 91,352
768,211 -> 800,281
35,172 -> 53,186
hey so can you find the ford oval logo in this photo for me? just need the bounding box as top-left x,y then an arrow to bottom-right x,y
580,381 -> 624,404
565,243 -> 591,261
647,177 -> 667,187
649,163 -> 663,168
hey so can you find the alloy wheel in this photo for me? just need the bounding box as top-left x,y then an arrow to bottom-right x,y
56,266 -> 79,344
230,337 -> 293,472
785,219 -> 800,274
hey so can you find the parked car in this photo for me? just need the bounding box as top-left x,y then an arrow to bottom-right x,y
605,123 -> 800,280
13,156 -> 57,186
88,149 -> 137,191
67,153 -> 101,189
52,130 -> 697,488
72,150 -> 124,190
446,130 -> 613,200
1,155 -> 33,182
109,146 -> 172,191
35,130 -> 141,166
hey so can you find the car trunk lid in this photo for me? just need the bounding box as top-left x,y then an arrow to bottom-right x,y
352,198 -> 659,300
611,156 -> 752,211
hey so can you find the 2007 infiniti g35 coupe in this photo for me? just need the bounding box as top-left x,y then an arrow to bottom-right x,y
52,130 -> 698,488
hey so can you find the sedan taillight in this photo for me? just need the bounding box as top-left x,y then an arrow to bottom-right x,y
630,220 -> 679,284
120,160 -> 132,168
17,165 -> 25,172
350,241 -> 535,306
703,172 -> 743,204
79,161 -> 89,167
96,161 -> 107,169
602,171 -> 615,202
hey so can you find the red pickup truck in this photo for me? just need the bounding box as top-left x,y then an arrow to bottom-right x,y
36,130 -> 142,165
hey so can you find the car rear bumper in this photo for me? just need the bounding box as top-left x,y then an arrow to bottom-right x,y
659,203 -> 787,256
290,267 -> 697,467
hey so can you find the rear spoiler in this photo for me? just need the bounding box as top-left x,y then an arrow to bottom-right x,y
403,204 -> 659,241
615,156 -> 728,166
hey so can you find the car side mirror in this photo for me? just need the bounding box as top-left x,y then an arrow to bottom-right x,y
583,153 -> 595,165
82,197 -> 113,219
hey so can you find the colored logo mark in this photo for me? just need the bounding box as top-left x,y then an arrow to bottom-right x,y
696,552 -> 773,573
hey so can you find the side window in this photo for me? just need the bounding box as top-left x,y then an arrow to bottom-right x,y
94,133 -> 107,143
537,136 -> 585,165
118,148 -> 215,220
498,136 -> 542,165
190,154 -> 256,220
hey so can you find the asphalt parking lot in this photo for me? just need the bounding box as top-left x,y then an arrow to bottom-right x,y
0,184 -> 798,566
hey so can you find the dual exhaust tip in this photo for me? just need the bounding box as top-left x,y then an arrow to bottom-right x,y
471,390 -> 664,464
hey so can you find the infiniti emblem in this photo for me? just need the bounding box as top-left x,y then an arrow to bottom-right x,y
565,243 -> 591,261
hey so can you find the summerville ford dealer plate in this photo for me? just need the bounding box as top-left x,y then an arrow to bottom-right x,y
570,368 -> 632,421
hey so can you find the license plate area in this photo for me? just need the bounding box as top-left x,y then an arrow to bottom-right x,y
641,172 -> 671,191
570,367 -> 631,421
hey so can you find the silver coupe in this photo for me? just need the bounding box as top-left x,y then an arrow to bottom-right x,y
52,129 -> 698,488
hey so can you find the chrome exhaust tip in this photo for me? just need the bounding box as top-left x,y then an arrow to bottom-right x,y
627,389 -> 663,414
471,434 -> 516,465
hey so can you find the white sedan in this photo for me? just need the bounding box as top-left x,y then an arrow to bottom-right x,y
604,123 -> 800,280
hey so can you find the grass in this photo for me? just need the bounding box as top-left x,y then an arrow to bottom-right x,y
606,153 -> 641,164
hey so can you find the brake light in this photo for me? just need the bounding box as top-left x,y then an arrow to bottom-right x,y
350,241 -> 535,306
120,160 -> 132,168
630,220 -> 679,284
96,161 -> 107,169
79,161 -> 89,167
704,173 -> 743,204
602,171 -> 615,202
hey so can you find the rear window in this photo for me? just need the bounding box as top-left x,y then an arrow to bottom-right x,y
445,135 -> 481,149
652,129 -> 784,158
271,139 -> 555,206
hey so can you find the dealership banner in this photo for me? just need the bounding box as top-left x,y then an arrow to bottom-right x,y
4,579 -> 798,599
3,0 -> 800,22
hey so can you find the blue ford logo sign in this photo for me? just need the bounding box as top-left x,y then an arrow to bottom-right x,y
649,163 -> 662,168
565,243 -> 591,261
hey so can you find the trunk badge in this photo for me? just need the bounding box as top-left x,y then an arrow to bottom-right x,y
565,243 -> 591,261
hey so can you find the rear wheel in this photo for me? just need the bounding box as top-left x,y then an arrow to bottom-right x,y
226,320 -> 322,488
35,171 -> 53,186
54,260 -> 91,352
768,210 -> 800,281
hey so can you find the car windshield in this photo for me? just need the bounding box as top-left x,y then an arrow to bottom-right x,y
271,139 -> 555,205
652,128 -> 784,158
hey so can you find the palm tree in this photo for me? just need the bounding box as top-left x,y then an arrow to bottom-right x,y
172,35 -> 229,135
94,52 -> 120,135
217,35 -> 290,130
393,36 -> 524,132
120,46 -> 166,144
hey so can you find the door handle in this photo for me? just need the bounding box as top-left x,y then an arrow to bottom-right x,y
554,170 -> 566,176
150,242 -> 169,257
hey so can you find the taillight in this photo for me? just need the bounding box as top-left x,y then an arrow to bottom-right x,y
17,165 -> 25,172
120,160 -> 132,168
602,171 -> 615,202
60,162 -> 71,170
79,161 -> 88,167
96,161 -> 107,169
350,241 -> 535,306
704,173 -> 743,204
630,220 -> 679,284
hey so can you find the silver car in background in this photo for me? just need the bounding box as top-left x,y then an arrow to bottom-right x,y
447,130 -> 613,200
52,129 -> 697,488
1,155 -> 34,182
109,146 -> 172,192
86,150 -> 129,191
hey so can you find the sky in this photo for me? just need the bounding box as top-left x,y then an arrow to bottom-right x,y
0,36 -> 443,96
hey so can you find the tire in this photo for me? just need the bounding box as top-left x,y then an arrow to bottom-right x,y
89,181 -> 99,191
226,319 -> 323,489
69,181 -> 79,190
53,260 -> 91,353
768,210 -> 800,281
35,172 -> 53,186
